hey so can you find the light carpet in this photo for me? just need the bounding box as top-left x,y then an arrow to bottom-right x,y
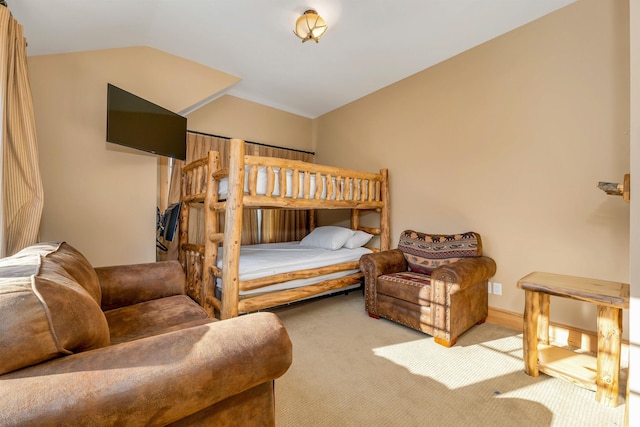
272,291 -> 625,427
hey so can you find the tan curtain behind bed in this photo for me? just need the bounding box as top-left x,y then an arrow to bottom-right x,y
158,132 -> 313,260
261,210 -> 309,243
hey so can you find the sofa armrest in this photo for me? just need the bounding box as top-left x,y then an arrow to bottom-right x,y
96,260 -> 186,310
359,249 -> 408,282
0,312 -> 292,427
429,257 -> 496,346
360,249 -> 408,315
430,256 -> 497,298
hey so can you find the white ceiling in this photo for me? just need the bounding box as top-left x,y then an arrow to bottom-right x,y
9,0 -> 575,119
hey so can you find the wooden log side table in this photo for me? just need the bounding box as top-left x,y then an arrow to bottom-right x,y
517,272 -> 629,407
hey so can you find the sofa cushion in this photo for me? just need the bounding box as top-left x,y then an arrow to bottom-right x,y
0,242 -> 110,375
378,271 -> 432,306
105,295 -> 211,344
397,230 -> 482,275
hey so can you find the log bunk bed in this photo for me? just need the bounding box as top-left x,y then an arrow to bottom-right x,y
178,138 -> 390,319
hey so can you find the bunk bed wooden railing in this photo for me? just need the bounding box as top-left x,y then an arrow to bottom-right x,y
179,138 -> 390,319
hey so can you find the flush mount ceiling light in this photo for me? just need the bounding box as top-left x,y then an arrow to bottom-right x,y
294,9 -> 327,43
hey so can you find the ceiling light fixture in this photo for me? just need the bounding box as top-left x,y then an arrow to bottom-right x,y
294,9 -> 327,43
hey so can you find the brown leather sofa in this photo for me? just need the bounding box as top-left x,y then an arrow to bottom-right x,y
360,230 -> 496,347
0,242 -> 292,426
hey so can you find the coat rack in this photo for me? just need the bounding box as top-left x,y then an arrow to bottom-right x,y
597,174 -> 630,203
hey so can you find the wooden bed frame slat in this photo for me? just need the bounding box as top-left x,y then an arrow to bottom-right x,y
244,155 -> 382,181
242,197 -> 385,210
182,157 -> 208,172
208,232 -> 224,243
182,244 -> 204,255
211,168 -> 229,180
358,226 -> 381,235
205,295 -> 221,312
240,260 -> 360,291
182,193 -> 206,203
238,273 -> 363,313
209,265 -> 222,278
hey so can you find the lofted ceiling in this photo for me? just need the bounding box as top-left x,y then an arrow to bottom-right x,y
10,0 -> 574,119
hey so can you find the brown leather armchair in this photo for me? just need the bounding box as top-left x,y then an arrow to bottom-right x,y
360,230 -> 496,347
0,242 -> 292,426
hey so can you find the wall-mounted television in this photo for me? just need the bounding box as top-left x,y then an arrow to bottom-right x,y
106,84 -> 187,160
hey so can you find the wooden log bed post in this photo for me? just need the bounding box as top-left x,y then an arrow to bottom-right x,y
350,210 -> 360,232
178,172 -> 189,268
349,168 -> 389,251
201,151 -> 220,317
380,168 -> 390,251
221,139 -> 245,319
309,209 -> 316,231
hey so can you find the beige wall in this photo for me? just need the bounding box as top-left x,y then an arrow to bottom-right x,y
187,95 -> 313,152
314,0 -> 630,331
29,47 -> 240,266
29,46 -> 312,267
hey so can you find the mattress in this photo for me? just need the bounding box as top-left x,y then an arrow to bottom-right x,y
217,166 -> 368,200
216,242 -> 372,296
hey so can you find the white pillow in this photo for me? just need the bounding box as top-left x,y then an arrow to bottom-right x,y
343,230 -> 373,249
300,226 -> 355,250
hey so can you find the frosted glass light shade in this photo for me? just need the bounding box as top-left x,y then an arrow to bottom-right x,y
294,9 -> 327,43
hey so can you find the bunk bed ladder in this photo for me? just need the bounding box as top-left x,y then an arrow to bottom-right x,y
179,151 -> 225,317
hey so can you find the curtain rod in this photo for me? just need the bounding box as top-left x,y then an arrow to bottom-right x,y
187,130 -> 315,156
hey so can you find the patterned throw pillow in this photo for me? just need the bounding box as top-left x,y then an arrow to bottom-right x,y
397,230 -> 482,275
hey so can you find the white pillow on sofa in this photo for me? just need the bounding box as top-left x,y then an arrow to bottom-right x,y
343,230 -> 373,249
300,226 -> 355,250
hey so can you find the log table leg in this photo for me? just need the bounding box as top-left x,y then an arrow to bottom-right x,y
523,290 -> 541,377
539,293 -> 550,345
596,305 -> 622,407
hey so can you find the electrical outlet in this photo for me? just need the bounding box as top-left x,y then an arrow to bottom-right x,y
487,282 -> 492,294
492,282 -> 502,296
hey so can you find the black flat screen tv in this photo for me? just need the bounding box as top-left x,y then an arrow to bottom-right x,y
106,83 -> 187,160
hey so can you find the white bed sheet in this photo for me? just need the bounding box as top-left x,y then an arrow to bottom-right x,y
215,242 -> 371,296
217,166 -> 366,200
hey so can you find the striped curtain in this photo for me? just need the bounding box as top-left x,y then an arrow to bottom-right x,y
0,5 -> 43,257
